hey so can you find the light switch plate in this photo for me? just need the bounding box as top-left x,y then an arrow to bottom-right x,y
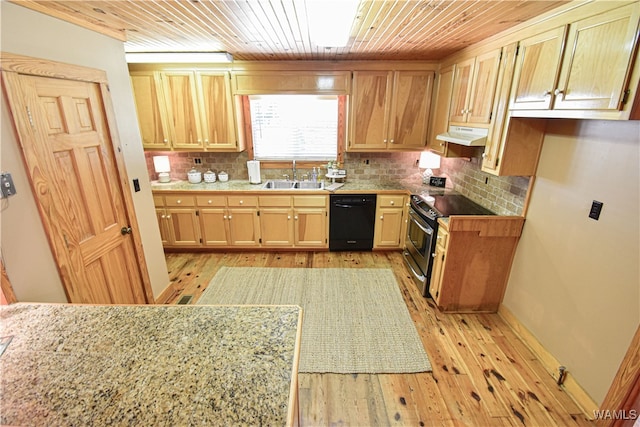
589,200 -> 603,220
0,173 -> 16,198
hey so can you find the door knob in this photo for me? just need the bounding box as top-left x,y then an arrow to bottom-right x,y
121,226 -> 132,235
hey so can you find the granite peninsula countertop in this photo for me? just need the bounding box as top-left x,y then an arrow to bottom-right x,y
0,303 -> 302,426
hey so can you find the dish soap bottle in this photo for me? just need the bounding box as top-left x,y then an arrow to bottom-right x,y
311,167 -> 318,182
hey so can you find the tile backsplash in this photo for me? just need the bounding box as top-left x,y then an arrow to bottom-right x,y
145,150 -> 528,216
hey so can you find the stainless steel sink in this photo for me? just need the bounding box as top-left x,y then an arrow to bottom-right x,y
262,180 -> 295,189
293,181 -> 324,190
261,180 -> 324,190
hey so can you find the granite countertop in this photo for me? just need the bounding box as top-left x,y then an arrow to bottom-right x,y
0,303 -> 302,426
150,175 -> 449,195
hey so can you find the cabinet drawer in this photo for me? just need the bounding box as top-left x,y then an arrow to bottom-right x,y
196,195 -> 226,207
293,195 -> 327,207
378,194 -> 405,208
227,195 -> 258,207
153,195 -> 165,207
259,195 -> 292,207
164,195 -> 196,207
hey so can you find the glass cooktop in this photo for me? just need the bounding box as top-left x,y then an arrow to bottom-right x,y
413,194 -> 494,218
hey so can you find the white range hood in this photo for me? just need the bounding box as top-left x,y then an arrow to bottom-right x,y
436,125 -> 488,147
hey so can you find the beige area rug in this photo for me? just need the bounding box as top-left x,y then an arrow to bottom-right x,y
197,267 -> 432,374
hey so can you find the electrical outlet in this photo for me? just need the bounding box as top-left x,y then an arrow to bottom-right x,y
133,178 -> 140,192
589,200 -> 603,220
0,173 -> 16,198
363,159 -> 370,165
194,158 -> 202,165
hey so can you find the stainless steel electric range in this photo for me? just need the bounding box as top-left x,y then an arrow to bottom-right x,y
403,193 -> 495,297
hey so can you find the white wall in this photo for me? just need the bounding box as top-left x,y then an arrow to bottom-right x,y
503,119 -> 640,405
0,2 -> 170,301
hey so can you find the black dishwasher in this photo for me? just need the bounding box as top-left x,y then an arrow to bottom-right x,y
329,194 -> 377,251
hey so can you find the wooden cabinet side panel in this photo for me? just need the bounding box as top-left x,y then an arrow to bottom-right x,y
427,66 -> 454,155
438,232 -> 520,312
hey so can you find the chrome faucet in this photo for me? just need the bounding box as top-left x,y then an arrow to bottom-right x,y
292,160 -> 297,181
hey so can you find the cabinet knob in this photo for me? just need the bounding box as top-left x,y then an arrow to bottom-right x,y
177,200 -> 182,204
380,215 -> 384,220
208,200 -> 212,204
294,216 -> 299,220
239,200 -> 244,205
481,153 -> 487,158
440,142 -> 445,146
205,139 -> 209,143
554,89 -> 564,96
223,215 -> 227,219
161,214 -> 166,219
390,139 -> 394,144
228,215 -> 233,220
166,215 -> 171,219
383,139 -> 388,143
544,90 -> 552,96
390,201 -> 395,205
163,139 -> 168,143
288,215 -> 291,220
461,109 -> 465,114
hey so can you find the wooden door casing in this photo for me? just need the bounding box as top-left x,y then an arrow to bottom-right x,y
1,53 -> 153,304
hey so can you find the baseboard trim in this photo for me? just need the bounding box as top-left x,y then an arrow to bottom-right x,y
155,282 -> 178,304
498,304 -> 599,418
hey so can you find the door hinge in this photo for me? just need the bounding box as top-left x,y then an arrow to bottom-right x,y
621,89 -> 631,105
499,50 -> 503,61
196,210 -> 200,216
515,44 -> 520,56
200,238 -> 203,244
259,238 -> 262,244
257,210 -> 260,216
489,111 -> 493,121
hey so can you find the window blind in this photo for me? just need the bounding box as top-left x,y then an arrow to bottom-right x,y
249,95 -> 338,161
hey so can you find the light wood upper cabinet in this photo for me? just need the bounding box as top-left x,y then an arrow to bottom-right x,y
554,4 -> 639,111
130,69 -> 241,151
130,72 -> 171,149
349,70 -> 434,151
509,26 -> 567,110
450,49 -> 502,125
196,71 -> 238,150
160,71 -> 203,149
509,3 -> 640,117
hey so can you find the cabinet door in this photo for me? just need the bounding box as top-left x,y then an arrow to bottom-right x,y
374,207 -> 404,248
155,208 -> 172,246
509,27 -> 567,110
196,71 -> 238,150
130,72 -> 170,149
427,65 -> 454,155
349,71 -> 392,151
165,208 -> 201,246
199,208 -> 230,246
467,49 -> 502,124
160,71 -> 203,149
388,71 -> 434,149
449,58 -> 475,123
294,208 -> 327,247
260,208 -> 294,246
228,208 -> 260,246
554,4 -> 640,111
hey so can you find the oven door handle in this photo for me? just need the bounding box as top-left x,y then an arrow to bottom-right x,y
403,251 -> 426,282
409,211 -> 434,235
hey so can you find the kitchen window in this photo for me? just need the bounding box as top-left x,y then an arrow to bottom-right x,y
248,94 -> 339,162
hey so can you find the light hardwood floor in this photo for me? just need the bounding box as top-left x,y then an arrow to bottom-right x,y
163,251 -> 594,426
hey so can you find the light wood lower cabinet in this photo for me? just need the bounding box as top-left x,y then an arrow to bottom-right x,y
374,194 -> 407,249
155,192 -> 327,249
432,216 -> 525,313
153,195 -> 201,246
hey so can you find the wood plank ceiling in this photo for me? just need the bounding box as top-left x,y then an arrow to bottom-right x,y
11,0 -> 572,61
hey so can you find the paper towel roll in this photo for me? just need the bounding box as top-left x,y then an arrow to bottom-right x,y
247,160 -> 261,184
